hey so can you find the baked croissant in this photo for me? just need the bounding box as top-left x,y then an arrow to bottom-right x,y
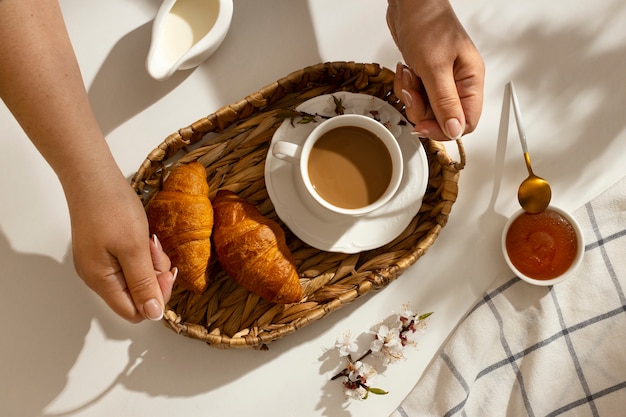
146,162 -> 213,293
212,190 -> 302,304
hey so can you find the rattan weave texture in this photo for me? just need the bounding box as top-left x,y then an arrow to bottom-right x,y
131,61 -> 465,349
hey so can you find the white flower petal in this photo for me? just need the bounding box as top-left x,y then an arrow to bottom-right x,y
335,330 -> 358,357
370,339 -> 384,353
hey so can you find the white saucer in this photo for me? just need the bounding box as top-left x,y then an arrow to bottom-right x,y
264,92 -> 429,253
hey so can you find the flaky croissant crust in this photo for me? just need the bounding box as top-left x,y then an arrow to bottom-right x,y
146,162 -> 213,294
212,190 -> 302,304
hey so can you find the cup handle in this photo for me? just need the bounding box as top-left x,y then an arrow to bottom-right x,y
271,141 -> 302,164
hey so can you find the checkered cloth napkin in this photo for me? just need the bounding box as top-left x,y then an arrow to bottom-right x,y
392,175 -> 626,417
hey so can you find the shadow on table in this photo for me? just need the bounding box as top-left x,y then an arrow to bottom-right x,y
13,2 -> 626,416
471,0 -> 626,207
3,0 -> 331,415
0,224 -> 310,417
0,229 -> 92,417
466,0 -> 626,298
0,225 -> 333,417
88,0 -> 323,138
83,5 -> 626,417
315,314 -> 403,417
87,21 -> 193,137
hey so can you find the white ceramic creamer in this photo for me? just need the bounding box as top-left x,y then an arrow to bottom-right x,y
146,0 -> 233,80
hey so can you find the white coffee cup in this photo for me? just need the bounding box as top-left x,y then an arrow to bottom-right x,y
271,114 -> 403,219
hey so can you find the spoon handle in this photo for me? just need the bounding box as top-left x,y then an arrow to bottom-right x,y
508,81 -> 529,154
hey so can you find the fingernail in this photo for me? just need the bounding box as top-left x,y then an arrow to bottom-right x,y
402,67 -> 413,86
401,89 -> 413,108
171,267 -> 178,282
395,62 -> 403,77
152,234 -> 161,250
410,131 -> 428,138
444,118 -> 463,140
143,299 -> 163,321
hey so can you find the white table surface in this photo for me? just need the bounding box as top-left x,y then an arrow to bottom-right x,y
1,1 -> 625,416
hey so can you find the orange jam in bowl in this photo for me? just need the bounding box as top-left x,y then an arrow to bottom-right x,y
502,206 -> 584,285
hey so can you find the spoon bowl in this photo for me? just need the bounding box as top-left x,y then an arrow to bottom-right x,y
518,175 -> 551,213
517,153 -> 552,214
508,82 -> 552,213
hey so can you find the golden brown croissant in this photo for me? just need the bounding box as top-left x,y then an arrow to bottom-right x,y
212,190 -> 302,304
146,162 -> 213,293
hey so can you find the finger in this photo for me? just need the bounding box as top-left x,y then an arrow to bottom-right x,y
150,234 -> 172,273
395,66 -> 430,121
400,86 -> 453,141
395,62 -> 419,91
157,267 -> 177,305
412,119 -> 449,142
420,67 -> 466,140
117,242 -> 165,321
455,63 -> 485,135
395,62 -> 418,106
84,268 -> 145,323
150,234 -> 175,305
394,63 -> 448,139
394,62 -> 403,102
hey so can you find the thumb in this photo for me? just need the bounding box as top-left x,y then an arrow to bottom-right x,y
118,247 -> 165,321
421,69 -> 466,140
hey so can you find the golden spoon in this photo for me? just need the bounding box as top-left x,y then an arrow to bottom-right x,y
508,81 -> 552,214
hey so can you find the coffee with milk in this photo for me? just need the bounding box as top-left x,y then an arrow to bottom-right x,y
307,126 -> 393,209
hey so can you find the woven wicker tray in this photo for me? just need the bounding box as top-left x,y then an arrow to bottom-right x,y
131,61 -> 465,349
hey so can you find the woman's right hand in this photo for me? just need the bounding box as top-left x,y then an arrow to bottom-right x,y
387,0 -> 485,141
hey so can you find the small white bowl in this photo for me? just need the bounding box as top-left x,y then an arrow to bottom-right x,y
501,205 -> 584,286
146,0 -> 233,81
